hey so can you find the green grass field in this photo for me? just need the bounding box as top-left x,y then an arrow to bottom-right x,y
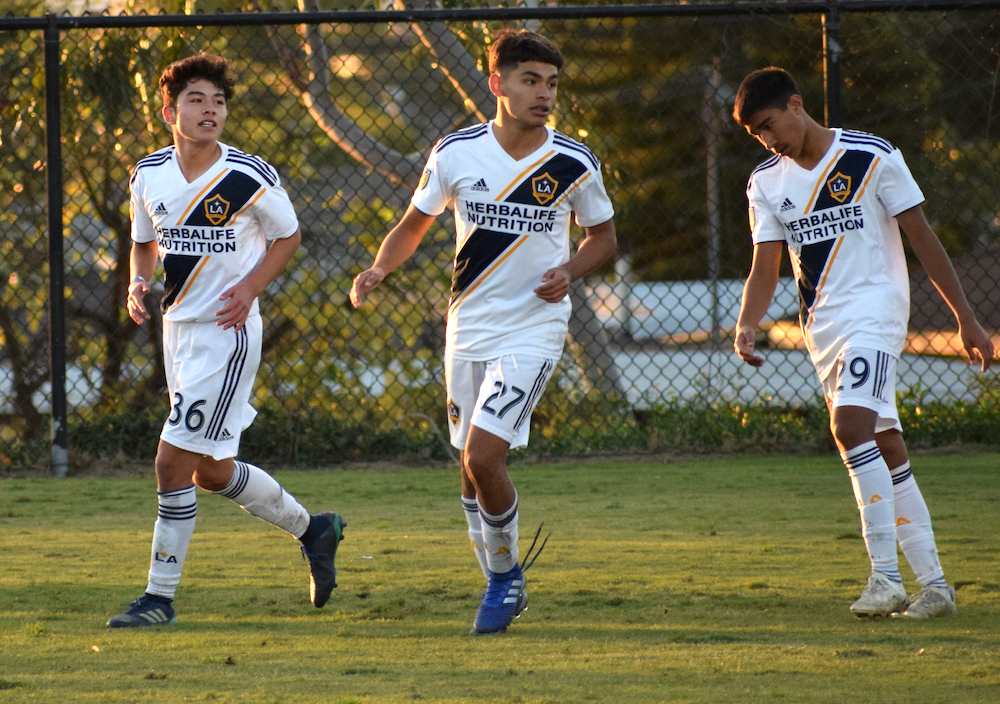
2,452 -> 999,703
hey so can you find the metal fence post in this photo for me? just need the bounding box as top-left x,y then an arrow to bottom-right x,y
44,13 -> 69,477
823,0 -> 843,128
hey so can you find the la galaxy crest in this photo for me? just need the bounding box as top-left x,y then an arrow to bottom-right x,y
826,172 -> 852,204
204,194 -> 231,226
447,399 -> 461,427
531,173 -> 558,205
418,168 -> 432,190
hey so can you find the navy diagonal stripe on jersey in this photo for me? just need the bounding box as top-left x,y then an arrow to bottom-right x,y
552,134 -> 600,170
504,153 -> 588,207
204,327 -> 249,442
514,359 -> 554,431
226,152 -> 277,187
450,228 -> 520,303
795,237 -> 837,323
183,170 -> 262,227
813,150 -> 876,212
161,254 -> 204,313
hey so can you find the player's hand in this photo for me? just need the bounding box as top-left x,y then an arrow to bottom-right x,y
734,323 -> 764,367
959,320 -> 995,372
350,266 -> 386,308
216,282 -> 255,331
127,279 -> 152,325
534,266 -> 571,303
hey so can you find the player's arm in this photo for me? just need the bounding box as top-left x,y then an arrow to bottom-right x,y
127,240 -> 159,325
534,218 -> 617,303
350,205 -> 436,308
216,230 -> 301,331
896,205 -> 994,371
735,240 -> 783,367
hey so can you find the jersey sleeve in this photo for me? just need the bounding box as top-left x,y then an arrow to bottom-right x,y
747,175 -> 785,244
253,177 -> 300,241
409,146 -> 451,217
571,164 -> 615,228
875,148 -> 925,217
129,169 -> 156,244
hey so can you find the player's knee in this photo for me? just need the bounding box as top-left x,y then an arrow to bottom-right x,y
830,421 -> 873,453
464,447 -> 504,483
192,458 -> 232,492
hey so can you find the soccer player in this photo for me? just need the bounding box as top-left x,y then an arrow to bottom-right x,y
350,29 -> 617,633
109,54 -> 346,628
732,67 -> 994,618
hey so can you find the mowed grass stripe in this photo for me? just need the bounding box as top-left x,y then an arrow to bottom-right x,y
1,453 -> 999,703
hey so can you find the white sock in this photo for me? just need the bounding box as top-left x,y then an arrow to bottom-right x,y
462,496 -> 489,580
214,461 -> 310,539
147,485 -> 197,599
479,492 -> 520,575
842,442 -> 900,581
892,461 -> 946,588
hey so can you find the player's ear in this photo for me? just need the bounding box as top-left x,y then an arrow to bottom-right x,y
161,104 -> 177,126
786,94 -> 804,114
488,73 -> 504,99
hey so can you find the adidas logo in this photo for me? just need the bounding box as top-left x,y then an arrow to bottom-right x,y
219,428 -> 234,441
153,202 -> 169,216
471,178 -> 489,192
779,198 -> 796,212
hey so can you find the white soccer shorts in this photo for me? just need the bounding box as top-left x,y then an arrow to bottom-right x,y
445,353 -> 556,450
160,315 -> 262,460
821,346 -> 902,433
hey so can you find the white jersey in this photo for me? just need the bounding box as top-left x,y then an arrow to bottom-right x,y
130,142 -> 299,323
412,121 -> 615,360
747,129 -> 925,380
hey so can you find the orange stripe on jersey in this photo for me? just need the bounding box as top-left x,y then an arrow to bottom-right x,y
172,256 -> 211,308
495,152 -> 556,201
552,172 -> 591,209
227,187 -> 266,227
854,156 -> 880,201
804,149 -> 844,213
805,236 -> 845,330
179,170 -> 228,222
449,235 -> 529,314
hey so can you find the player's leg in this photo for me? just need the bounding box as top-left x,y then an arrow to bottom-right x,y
875,429 -> 955,618
460,458 -> 489,580
107,440 -> 195,628
824,349 -> 906,618
446,354 -> 490,579
463,355 -> 556,633
201,454 -> 346,608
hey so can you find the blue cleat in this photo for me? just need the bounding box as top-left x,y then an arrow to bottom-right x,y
107,594 -> 177,628
471,523 -> 549,634
472,564 -> 528,634
301,512 -> 347,608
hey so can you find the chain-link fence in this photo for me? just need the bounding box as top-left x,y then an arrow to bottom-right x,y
2,2 -> 999,471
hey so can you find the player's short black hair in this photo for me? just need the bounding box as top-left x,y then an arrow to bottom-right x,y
488,28 -> 564,75
732,67 -> 800,126
159,53 -> 236,107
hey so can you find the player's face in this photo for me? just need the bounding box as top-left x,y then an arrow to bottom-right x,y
744,96 -> 807,159
493,61 -> 559,127
163,78 -> 228,145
